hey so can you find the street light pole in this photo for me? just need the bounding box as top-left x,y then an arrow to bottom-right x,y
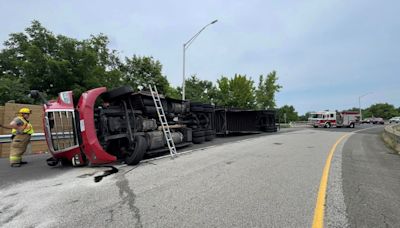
359,92 -> 372,121
182,19 -> 218,100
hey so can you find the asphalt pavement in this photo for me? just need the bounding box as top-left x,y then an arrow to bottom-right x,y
342,126 -> 400,227
1,124 -> 395,227
0,128 -> 300,189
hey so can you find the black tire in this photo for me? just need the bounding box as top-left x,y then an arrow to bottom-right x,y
142,98 -> 155,106
102,86 -> 134,101
205,130 -> 216,141
349,123 -> 355,128
191,106 -> 204,112
202,104 -> 214,113
190,102 -> 204,112
313,126 -> 318,128
205,130 -> 215,135
192,130 -> 205,137
205,134 -> 215,141
125,136 -> 147,165
192,136 -> 205,144
143,106 -> 157,114
325,122 -> 331,128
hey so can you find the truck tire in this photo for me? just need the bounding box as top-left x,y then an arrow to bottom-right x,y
143,106 -> 157,114
142,98 -> 155,106
190,102 -> 204,112
205,130 -> 216,141
202,104 -> 214,113
325,122 -> 331,128
349,123 -> 355,128
191,106 -> 204,112
102,86 -> 134,101
192,136 -> 205,144
192,130 -> 205,144
192,130 -> 205,138
125,136 -> 147,166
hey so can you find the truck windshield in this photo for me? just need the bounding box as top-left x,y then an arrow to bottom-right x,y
310,114 -> 322,118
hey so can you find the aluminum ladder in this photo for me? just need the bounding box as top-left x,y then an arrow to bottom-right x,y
149,85 -> 178,158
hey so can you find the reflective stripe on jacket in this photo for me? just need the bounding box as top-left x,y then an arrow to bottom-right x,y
11,117 -> 34,135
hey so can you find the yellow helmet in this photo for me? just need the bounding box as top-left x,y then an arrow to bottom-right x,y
19,108 -> 32,114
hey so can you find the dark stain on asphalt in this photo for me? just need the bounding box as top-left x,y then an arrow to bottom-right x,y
2,208 -> 23,225
0,204 -> 14,213
5,193 -> 18,198
226,161 -> 234,165
274,142 -> 283,145
307,146 -> 314,149
94,166 -> 119,183
77,172 -> 96,178
116,173 -> 142,228
52,183 -> 63,186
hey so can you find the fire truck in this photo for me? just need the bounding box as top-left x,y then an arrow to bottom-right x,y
32,86 -> 277,167
308,111 -> 360,128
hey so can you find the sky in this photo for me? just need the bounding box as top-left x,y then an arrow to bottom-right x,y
0,0 -> 399,114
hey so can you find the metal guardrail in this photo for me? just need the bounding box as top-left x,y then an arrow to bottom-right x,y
0,133 -> 46,143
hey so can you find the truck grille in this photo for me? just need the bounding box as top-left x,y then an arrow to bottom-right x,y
45,110 -> 79,153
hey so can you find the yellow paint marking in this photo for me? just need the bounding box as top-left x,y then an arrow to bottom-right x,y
312,134 -> 349,228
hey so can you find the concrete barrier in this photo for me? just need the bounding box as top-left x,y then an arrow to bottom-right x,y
382,124 -> 400,154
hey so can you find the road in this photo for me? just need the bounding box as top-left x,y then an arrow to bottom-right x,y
342,126 -> 400,227
0,125 -> 399,227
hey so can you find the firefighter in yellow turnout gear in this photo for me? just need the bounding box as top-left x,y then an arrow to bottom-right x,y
0,108 -> 34,167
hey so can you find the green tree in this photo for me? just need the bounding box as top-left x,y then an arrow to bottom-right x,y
121,55 -> 170,94
0,20 -> 125,102
367,103 -> 399,119
298,112 -> 312,121
177,75 -> 217,103
162,86 -> 180,99
256,71 -> 282,109
215,74 -> 255,109
0,76 -> 34,104
278,105 -> 299,123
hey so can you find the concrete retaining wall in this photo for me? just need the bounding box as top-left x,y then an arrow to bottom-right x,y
382,124 -> 400,154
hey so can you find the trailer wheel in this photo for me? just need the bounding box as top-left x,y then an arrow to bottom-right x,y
191,106 -> 204,112
192,136 -> 205,144
349,123 -> 355,128
205,130 -> 216,141
190,102 -> 205,112
102,86 -> 134,101
192,130 -> 206,144
144,106 -> 157,114
202,104 -> 214,113
192,130 -> 205,137
125,136 -> 147,165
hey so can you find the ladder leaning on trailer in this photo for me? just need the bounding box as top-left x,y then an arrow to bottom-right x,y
149,85 -> 178,158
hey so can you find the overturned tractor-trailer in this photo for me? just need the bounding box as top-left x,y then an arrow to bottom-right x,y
38,86 -> 277,167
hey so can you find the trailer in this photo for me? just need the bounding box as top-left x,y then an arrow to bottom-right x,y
38,86 -> 277,166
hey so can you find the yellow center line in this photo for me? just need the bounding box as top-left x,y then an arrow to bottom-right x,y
312,133 -> 349,228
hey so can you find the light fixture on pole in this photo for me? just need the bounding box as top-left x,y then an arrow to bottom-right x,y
359,92 -> 372,121
182,19 -> 218,100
